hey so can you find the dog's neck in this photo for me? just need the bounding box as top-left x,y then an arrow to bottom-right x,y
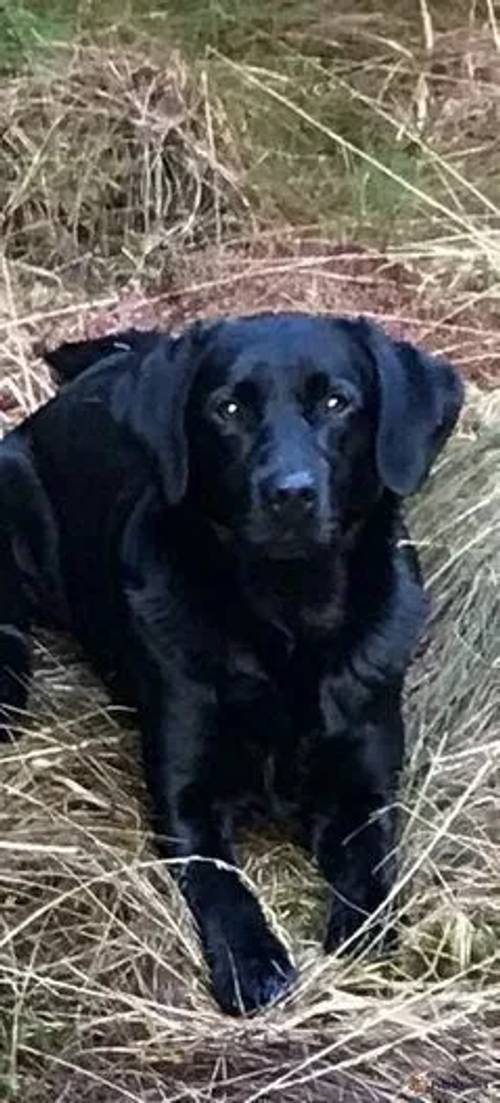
174,494 -> 398,648
235,494 -> 399,645
237,546 -> 346,641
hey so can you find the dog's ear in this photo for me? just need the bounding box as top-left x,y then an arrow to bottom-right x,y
110,323 -> 213,505
359,319 -> 464,496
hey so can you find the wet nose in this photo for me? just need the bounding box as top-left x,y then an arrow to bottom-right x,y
261,471 -> 317,517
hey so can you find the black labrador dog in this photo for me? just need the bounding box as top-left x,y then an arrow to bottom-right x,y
0,313 -> 463,1014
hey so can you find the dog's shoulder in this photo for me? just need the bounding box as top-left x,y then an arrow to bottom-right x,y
28,333 -> 158,462
11,344 -> 157,549
345,506 -> 428,698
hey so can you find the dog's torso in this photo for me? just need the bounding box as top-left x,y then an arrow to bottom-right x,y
19,377 -> 424,833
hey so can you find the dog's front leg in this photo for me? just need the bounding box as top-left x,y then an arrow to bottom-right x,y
120,514 -> 295,1013
306,677 -> 404,957
133,656 -> 296,1014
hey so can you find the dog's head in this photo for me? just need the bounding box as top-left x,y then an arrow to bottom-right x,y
110,313 -> 463,558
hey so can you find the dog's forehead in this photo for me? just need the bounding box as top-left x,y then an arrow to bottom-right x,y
210,316 -> 369,387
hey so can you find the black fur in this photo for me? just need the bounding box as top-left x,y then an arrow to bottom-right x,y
0,313 -> 463,1014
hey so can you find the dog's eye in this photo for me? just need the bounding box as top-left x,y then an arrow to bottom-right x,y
215,398 -> 241,421
325,393 -> 348,413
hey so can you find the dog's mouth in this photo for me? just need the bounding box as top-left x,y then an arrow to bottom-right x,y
244,519 -> 337,560
210,517 -> 337,559
258,532 -> 321,560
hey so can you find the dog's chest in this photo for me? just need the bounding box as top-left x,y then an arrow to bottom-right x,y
218,634 -> 320,819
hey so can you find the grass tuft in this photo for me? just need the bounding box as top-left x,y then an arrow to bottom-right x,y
0,44 -> 248,292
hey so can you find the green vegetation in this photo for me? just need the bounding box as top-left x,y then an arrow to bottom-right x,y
2,0 -> 500,262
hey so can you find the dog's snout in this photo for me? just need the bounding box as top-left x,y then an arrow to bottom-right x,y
261,471 -> 317,517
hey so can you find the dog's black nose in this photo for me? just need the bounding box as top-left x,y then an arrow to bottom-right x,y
261,472 -> 317,517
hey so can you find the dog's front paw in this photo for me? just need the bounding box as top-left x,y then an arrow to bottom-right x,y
207,919 -> 296,1015
0,681 -> 27,740
324,893 -> 396,958
0,629 -> 30,739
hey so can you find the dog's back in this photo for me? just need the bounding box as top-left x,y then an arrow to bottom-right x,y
43,328 -> 159,384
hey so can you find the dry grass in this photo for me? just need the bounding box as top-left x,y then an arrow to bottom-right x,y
0,43 -> 248,291
5,13 -> 500,288
1,14 -> 500,1103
